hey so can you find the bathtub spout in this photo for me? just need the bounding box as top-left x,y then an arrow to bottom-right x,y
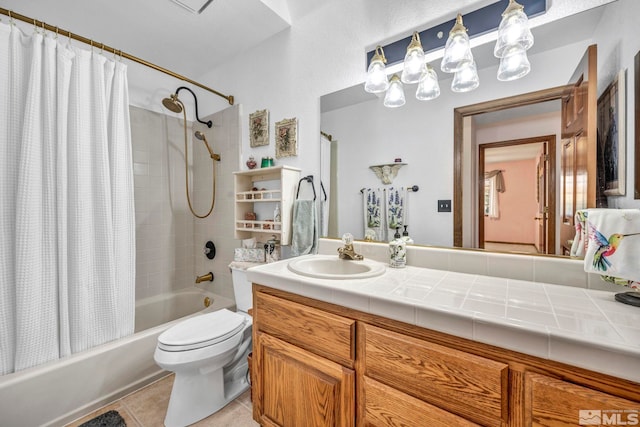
195,272 -> 214,283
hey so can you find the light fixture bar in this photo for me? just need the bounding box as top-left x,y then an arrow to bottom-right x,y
365,0 -> 546,69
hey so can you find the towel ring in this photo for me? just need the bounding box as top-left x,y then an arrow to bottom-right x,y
296,175 -> 316,201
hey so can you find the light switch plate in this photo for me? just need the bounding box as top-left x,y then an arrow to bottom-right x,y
438,200 -> 451,212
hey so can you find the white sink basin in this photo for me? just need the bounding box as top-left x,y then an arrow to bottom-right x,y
287,255 -> 386,280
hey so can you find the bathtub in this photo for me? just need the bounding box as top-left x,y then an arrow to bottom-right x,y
0,287 -> 235,427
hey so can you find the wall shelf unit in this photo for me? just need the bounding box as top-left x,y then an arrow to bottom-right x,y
234,165 -> 301,245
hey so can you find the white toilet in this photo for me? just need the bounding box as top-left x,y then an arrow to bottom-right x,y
154,267 -> 253,427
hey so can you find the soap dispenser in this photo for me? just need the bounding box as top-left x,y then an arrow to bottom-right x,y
401,225 -> 414,244
389,226 -> 406,268
273,203 -> 281,230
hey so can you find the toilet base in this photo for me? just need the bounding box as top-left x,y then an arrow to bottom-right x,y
163,363 -> 250,427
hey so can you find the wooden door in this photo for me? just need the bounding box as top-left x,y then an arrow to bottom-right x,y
254,332 -> 355,427
535,149 -> 547,253
560,45 -> 597,251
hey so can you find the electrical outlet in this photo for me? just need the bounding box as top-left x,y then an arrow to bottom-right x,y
438,200 -> 451,212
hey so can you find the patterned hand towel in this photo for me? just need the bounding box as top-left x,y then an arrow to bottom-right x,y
386,187 -> 407,237
570,209 -> 591,257
584,209 -> 640,282
291,200 -> 318,256
363,188 -> 385,241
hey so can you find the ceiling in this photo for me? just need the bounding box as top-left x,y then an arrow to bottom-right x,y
0,0 -> 322,80
1,0 -> 611,105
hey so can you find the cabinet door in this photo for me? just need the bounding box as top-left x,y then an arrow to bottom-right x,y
525,372 -> 640,426
254,332 -> 355,427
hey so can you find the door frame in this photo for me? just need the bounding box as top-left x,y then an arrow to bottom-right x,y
478,135 -> 556,254
453,85 -> 571,248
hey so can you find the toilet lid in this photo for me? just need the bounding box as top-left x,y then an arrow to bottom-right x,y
157,309 -> 247,352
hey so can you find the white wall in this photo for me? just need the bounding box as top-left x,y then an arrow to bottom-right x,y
592,0 -> 640,208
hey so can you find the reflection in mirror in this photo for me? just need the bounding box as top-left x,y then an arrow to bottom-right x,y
320,0 -> 640,258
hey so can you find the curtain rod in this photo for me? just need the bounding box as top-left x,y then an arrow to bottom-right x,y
0,8 -> 234,105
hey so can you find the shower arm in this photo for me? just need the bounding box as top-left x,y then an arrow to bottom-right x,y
175,86 -> 213,128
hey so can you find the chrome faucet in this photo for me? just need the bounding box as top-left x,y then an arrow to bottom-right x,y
338,233 -> 363,260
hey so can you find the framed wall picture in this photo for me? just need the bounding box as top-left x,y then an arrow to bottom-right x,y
597,69 -> 626,196
249,109 -> 269,147
275,117 -> 298,158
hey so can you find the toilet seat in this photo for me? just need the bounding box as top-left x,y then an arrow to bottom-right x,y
158,309 -> 247,352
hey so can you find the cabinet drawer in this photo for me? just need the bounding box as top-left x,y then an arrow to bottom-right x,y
360,323 -> 508,427
525,372 -> 640,426
361,375 -> 481,427
255,292 -> 355,366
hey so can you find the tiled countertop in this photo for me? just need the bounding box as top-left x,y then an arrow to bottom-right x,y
246,255 -> 640,384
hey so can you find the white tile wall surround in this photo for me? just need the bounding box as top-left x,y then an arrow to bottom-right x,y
247,252 -> 640,383
130,105 -> 240,302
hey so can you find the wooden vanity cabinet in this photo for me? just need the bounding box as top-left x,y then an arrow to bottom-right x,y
252,289 -> 356,427
252,285 -> 640,427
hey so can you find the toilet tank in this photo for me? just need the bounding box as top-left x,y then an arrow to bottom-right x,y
231,267 -> 253,313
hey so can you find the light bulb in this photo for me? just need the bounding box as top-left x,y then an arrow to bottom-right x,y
384,75 -> 406,108
401,32 -> 426,84
415,64 -> 440,101
497,45 -> 531,81
494,0 -> 534,58
451,61 -> 479,93
441,14 -> 473,73
364,46 -> 389,93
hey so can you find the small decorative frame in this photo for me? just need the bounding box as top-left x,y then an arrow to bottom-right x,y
597,69 -> 626,196
275,117 -> 298,158
249,109 -> 269,147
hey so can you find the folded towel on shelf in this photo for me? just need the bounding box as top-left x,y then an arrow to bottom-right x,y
583,209 -> 640,282
363,188 -> 385,241
291,199 -> 318,256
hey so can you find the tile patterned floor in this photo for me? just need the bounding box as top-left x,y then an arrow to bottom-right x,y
65,374 -> 259,427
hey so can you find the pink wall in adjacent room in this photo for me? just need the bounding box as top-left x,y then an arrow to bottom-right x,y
484,158 -> 538,244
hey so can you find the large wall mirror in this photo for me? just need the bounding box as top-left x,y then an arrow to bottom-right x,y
320,0 -> 640,258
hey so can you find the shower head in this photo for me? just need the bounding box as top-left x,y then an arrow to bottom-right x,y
162,87 -> 212,128
194,131 -> 220,161
162,94 -> 183,113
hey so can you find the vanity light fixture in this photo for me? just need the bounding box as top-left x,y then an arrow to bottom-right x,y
441,14 -> 473,74
383,75 -> 406,108
364,46 -> 389,93
401,32 -> 426,84
364,0 -> 545,101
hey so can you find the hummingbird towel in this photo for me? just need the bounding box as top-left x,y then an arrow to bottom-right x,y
583,209 -> 640,283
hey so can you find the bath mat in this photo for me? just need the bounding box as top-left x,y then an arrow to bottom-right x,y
79,410 -> 126,427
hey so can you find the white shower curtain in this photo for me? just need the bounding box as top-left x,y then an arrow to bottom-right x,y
0,23 -> 135,375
